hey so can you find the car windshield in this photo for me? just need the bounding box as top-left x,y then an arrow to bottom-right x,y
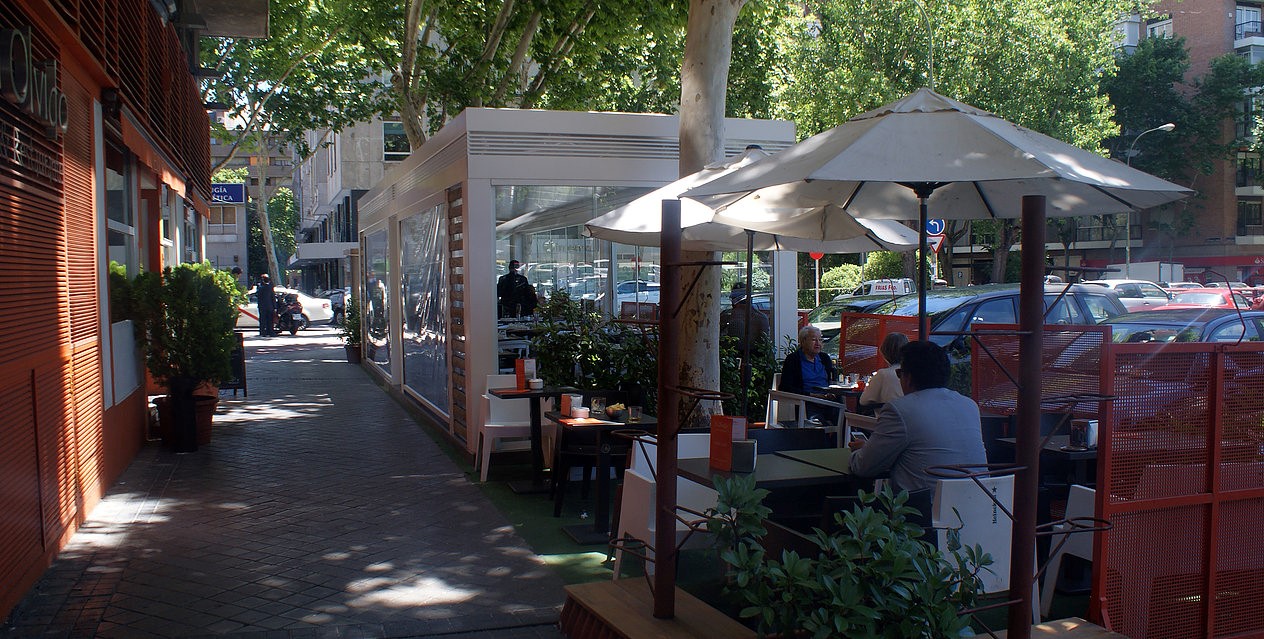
872,290 -> 981,319
1106,322 -> 1203,343
1172,293 -> 1223,305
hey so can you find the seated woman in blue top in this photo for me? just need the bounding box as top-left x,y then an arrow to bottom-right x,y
779,325 -> 838,406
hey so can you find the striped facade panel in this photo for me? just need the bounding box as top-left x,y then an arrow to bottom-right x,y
63,72 -> 104,506
35,361 -> 78,547
447,186 -> 467,442
0,376 -> 41,602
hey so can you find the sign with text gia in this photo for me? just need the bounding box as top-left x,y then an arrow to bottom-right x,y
211,183 -> 246,204
925,218 -> 945,235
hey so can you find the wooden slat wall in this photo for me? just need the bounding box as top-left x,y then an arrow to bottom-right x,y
64,71 -> 104,509
447,186 -> 467,442
0,376 -> 42,600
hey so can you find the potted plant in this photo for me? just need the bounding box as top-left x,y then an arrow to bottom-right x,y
706,478 -> 991,638
341,300 -> 362,363
134,262 -> 243,452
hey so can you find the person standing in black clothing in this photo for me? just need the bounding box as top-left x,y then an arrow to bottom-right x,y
497,260 -> 536,318
257,274 -> 275,336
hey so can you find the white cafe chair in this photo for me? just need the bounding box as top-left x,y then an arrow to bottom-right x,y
612,433 -> 716,578
1041,484 -> 1096,617
765,373 -> 849,445
476,373 -> 552,482
932,473 -> 1040,618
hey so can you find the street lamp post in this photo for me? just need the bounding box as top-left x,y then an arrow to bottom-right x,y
1123,123 -> 1175,278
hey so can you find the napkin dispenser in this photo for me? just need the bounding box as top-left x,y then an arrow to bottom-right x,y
731,440 -> 757,472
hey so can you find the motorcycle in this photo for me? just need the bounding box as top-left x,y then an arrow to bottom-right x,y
275,294 -> 305,335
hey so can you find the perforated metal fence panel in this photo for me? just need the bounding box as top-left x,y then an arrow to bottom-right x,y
966,327 -> 1264,639
836,313 -> 919,375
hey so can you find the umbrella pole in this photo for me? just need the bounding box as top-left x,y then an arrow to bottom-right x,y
741,230 -> 754,417
915,188 -> 932,340
1008,194 -> 1046,638
654,199 -> 682,619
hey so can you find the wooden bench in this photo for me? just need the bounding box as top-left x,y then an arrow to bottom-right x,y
968,617 -> 1127,638
560,578 -> 754,638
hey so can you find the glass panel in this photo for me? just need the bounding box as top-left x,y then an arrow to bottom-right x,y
401,206 -> 449,415
107,229 -> 133,271
493,185 -> 654,317
364,229 -> 391,371
105,143 -> 130,226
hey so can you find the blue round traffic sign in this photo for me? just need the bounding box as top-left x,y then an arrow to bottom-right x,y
925,218 -> 945,235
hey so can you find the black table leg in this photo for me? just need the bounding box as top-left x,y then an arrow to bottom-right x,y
562,433 -> 616,545
508,397 -> 550,494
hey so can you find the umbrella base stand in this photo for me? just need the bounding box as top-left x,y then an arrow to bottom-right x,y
559,579 -> 754,639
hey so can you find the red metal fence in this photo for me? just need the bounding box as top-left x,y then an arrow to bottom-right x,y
962,324 -> 1264,639
835,313 -> 919,375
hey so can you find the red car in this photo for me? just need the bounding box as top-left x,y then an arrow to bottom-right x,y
1156,288 -> 1253,310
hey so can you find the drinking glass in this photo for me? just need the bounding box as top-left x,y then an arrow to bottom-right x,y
590,397 -> 606,415
627,406 -> 642,423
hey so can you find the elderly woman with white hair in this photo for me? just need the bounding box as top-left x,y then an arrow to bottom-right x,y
778,325 -> 837,397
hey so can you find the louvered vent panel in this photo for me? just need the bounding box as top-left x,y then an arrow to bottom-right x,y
0,181 -> 66,367
466,132 -> 792,160
72,346 -> 103,504
78,0 -> 107,62
0,375 -> 42,594
35,362 -> 77,547
469,132 -> 679,160
116,0 -> 145,109
63,73 -> 99,342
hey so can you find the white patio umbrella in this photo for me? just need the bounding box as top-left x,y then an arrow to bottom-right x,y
685,89 -> 1192,336
585,146 -> 919,254
682,88 -> 1192,637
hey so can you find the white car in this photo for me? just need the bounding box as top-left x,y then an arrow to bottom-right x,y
1079,279 -> 1171,312
236,286 -> 334,329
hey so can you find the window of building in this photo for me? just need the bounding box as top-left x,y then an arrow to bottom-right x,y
209,205 -> 238,235
1238,5 -> 1262,39
1238,152 -> 1260,187
105,141 -> 136,274
1147,18 -> 1173,38
1238,99 -> 1258,139
1238,198 -> 1263,235
328,134 -> 338,176
384,121 -> 410,161
182,204 -> 201,262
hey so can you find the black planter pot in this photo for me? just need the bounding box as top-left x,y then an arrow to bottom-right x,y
168,376 -> 199,453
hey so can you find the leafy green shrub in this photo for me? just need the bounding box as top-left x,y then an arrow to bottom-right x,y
708,481 -> 990,639
134,262 -> 245,384
821,263 -> 863,291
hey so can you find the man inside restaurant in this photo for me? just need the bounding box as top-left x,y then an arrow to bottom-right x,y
847,340 -> 986,529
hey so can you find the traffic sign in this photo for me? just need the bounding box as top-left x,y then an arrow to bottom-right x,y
928,233 -> 946,254
925,218 -> 945,235
809,251 -> 824,260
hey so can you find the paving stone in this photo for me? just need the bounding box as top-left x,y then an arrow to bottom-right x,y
1,328 -> 564,638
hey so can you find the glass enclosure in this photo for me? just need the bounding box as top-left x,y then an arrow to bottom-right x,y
493,185 -> 657,319
400,205 -> 449,412
364,229 -> 391,371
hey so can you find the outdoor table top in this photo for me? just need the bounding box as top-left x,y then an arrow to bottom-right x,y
998,435 -> 1097,461
677,453 -> 854,491
544,411 -> 657,429
774,447 -> 852,474
488,385 -> 577,398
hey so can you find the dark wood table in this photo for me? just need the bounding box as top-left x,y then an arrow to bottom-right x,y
546,411 -> 656,545
677,453 -> 855,491
489,385 -> 578,493
775,447 -> 852,474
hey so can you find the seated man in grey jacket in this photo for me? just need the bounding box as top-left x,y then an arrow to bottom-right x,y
847,340 -> 986,530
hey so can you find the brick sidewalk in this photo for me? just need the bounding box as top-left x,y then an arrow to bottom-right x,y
1,327 -> 565,638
